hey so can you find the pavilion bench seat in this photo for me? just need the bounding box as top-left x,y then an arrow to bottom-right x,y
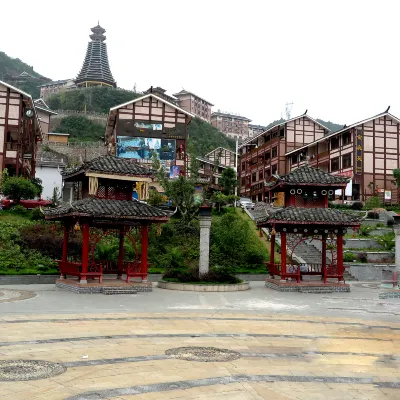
57,261 -> 103,283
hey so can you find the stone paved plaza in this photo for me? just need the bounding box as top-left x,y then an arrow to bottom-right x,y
0,282 -> 399,399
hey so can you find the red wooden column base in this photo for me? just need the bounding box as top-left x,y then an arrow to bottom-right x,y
141,225 -> 149,282
117,228 -> 125,279
61,224 -> 69,279
80,223 -> 90,284
269,232 -> 275,279
322,235 -> 327,284
280,231 -> 287,282
337,233 -> 344,282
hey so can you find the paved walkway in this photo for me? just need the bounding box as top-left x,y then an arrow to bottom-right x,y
0,282 -> 398,399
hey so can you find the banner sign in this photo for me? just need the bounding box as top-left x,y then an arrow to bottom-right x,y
355,128 -> 363,175
384,190 -> 391,200
118,120 -> 186,139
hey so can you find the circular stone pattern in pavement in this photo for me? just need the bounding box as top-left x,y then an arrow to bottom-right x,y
165,346 -> 242,362
0,289 -> 36,303
0,360 -> 66,381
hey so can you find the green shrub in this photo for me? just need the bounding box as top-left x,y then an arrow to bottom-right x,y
343,252 -> 356,262
375,232 -> 395,251
2,177 -> 38,204
365,196 -> 381,209
30,208 -> 44,220
356,252 -> 368,263
11,205 -> 29,215
351,201 -> 363,210
358,225 -> 373,237
367,211 -> 379,219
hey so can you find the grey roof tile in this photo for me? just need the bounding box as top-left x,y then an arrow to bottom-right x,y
252,204 -> 361,226
62,155 -> 154,178
270,165 -> 349,186
43,197 -> 171,221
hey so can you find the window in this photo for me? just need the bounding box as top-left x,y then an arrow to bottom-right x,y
241,162 -> 245,171
272,164 -> 277,175
291,154 -> 297,164
265,168 -> 271,177
342,131 -> 351,146
241,177 -> 245,186
331,136 -> 340,150
331,157 -> 340,172
342,153 -> 352,169
252,172 -> 257,183
272,146 -> 278,158
259,170 -> 263,180
265,152 -> 271,161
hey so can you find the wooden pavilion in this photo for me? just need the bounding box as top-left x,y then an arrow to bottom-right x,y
43,155 -> 172,293
253,165 -> 361,291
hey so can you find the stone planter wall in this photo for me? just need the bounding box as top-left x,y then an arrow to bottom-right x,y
344,239 -> 383,249
347,264 -> 395,281
158,281 -> 250,292
345,251 -> 394,263
370,228 -> 393,236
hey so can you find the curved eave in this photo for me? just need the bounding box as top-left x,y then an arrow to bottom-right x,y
44,212 -> 170,222
266,182 -> 348,191
256,219 -> 361,227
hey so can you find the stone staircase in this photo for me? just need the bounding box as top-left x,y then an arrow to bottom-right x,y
287,235 -> 358,281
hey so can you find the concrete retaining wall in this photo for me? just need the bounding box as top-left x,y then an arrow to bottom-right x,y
348,264 -> 395,281
345,251 -> 394,263
0,273 -> 267,285
344,239 -> 383,249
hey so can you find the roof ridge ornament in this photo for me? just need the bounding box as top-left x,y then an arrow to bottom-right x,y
385,105 -> 391,113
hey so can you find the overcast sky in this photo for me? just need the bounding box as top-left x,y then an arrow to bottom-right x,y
1,0 -> 398,125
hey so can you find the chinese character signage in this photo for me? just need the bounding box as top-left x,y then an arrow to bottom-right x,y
355,129 -> 363,174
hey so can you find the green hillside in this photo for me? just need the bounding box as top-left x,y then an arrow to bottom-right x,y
0,51 -> 51,98
188,118 -> 235,154
47,86 -> 139,114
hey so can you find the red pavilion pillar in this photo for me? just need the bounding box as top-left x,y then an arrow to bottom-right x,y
337,233 -> 344,283
141,224 -> 149,282
62,224 -> 69,262
280,231 -> 287,282
321,235 -> 327,284
80,222 -> 90,284
269,229 -> 275,279
117,228 -> 125,279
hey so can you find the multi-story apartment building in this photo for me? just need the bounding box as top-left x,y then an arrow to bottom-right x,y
33,99 -> 57,139
173,90 -> 213,122
0,80 -> 43,178
197,156 -> 227,189
248,124 -> 267,138
211,112 -> 251,141
204,147 -> 236,168
238,113 -> 330,201
39,79 -> 76,101
286,109 -> 400,203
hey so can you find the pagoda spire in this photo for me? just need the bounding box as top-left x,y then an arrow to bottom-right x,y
90,22 -> 106,42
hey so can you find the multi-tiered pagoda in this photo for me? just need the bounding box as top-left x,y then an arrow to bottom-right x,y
75,23 -> 116,88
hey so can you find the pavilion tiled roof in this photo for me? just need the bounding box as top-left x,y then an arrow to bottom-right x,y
251,203 -> 361,226
43,198 -> 171,221
62,155 -> 154,179
266,165 -> 349,188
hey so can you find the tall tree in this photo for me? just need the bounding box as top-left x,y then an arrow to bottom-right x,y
219,167 -> 237,195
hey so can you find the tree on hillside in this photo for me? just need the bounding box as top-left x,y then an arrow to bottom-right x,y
187,118 -> 235,155
57,116 -> 105,142
219,167 -> 237,195
47,86 -> 139,113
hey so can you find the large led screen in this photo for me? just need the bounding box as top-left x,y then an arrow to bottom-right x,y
117,137 -> 175,161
